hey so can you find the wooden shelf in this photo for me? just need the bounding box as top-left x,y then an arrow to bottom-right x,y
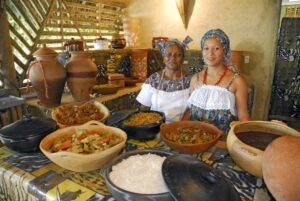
25,83 -> 142,108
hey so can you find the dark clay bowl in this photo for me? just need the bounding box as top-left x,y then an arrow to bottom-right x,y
118,110 -> 165,141
104,149 -> 174,201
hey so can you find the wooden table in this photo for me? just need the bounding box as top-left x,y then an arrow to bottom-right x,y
0,138 -> 273,201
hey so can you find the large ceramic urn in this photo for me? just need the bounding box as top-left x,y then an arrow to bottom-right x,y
66,51 -> 97,102
28,45 -> 66,107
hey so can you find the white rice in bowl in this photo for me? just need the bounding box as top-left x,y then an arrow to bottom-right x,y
109,153 -> 168,194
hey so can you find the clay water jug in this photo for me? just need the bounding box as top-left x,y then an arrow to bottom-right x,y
66,51 -> 97,102
28,45 -> 66,107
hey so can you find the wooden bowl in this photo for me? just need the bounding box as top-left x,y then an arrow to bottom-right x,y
40,121 -> 127,172
226,121 -> 300,178
52,101 -> 110,128
160,121 -> 223,154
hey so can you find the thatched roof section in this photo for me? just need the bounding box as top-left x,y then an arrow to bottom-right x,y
0,0 -> 128,90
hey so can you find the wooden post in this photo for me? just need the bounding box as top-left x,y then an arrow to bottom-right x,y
0,0 -> 18,96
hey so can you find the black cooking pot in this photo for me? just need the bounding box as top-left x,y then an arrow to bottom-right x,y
118,110 -> 165,141
0,114 -> 57,152
104,149 -> 174,201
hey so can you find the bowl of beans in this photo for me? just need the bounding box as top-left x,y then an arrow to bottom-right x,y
160,121 -> 223,154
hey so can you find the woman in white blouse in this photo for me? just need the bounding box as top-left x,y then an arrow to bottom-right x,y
182,29 -> 250,133
136,37 -> 192,122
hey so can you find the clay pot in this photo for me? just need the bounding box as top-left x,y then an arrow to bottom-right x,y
226,121 -> 300,178
111,34 -> 126,49
66,51 -> 97,102
64,38 -> 84,52
262,136 -> 300,201
28,45 -> 66,107
94,37 -> 109,50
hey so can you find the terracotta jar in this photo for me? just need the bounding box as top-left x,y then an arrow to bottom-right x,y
28,44 -> 66,107
66,51 -> 97,102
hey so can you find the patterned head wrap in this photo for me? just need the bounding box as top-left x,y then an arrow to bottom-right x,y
200,29 -> 231,64
157,36 -> 193,57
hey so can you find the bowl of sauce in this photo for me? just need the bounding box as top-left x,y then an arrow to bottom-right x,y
226,121 -> 300,178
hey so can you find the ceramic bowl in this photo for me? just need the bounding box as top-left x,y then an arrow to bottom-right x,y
160,121 -> 222,154
104,149 -> 174,201
52,101 -> 110,128
118,110 -> 165,141
226,120 -> 300,178
40,121 -> 127,172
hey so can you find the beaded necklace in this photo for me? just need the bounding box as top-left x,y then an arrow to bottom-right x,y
203,66 -> 228,86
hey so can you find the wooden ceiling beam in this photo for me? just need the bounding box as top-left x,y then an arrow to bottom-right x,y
81,0 -> 128,8
9,24 -> 32,51
31,0 -> 47,16
6,6 -> 35,42
44,23 -> 119,30
27,0 -> 57,59
20,0 -> 42,26
39,38 -> 96,44
13,56 -> 27,71
10,0 -> 38,33
10,40 -> 30,63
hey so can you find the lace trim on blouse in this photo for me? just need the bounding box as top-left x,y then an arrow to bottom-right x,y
188,84 -> 237,116
144,72 -> 191,92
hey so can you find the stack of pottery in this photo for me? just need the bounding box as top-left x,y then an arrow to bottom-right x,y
28,45 -> 66,107
66,51 -> 97,102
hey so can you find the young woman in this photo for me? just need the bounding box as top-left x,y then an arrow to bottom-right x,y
182,29 -> 250,133
136,37 -> 192,122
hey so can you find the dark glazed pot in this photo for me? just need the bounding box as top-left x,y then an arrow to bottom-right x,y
111,34 -> 126,49
104,149 -> 174,201
0,114 -> 57,152
118,110 -> 165,141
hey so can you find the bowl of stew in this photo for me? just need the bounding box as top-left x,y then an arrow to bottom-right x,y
40,120 -> 127,172
160,121 -> 223,154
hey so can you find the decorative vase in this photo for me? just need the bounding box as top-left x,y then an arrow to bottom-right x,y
28,44 -> 66,107
66,51 -> 97,102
